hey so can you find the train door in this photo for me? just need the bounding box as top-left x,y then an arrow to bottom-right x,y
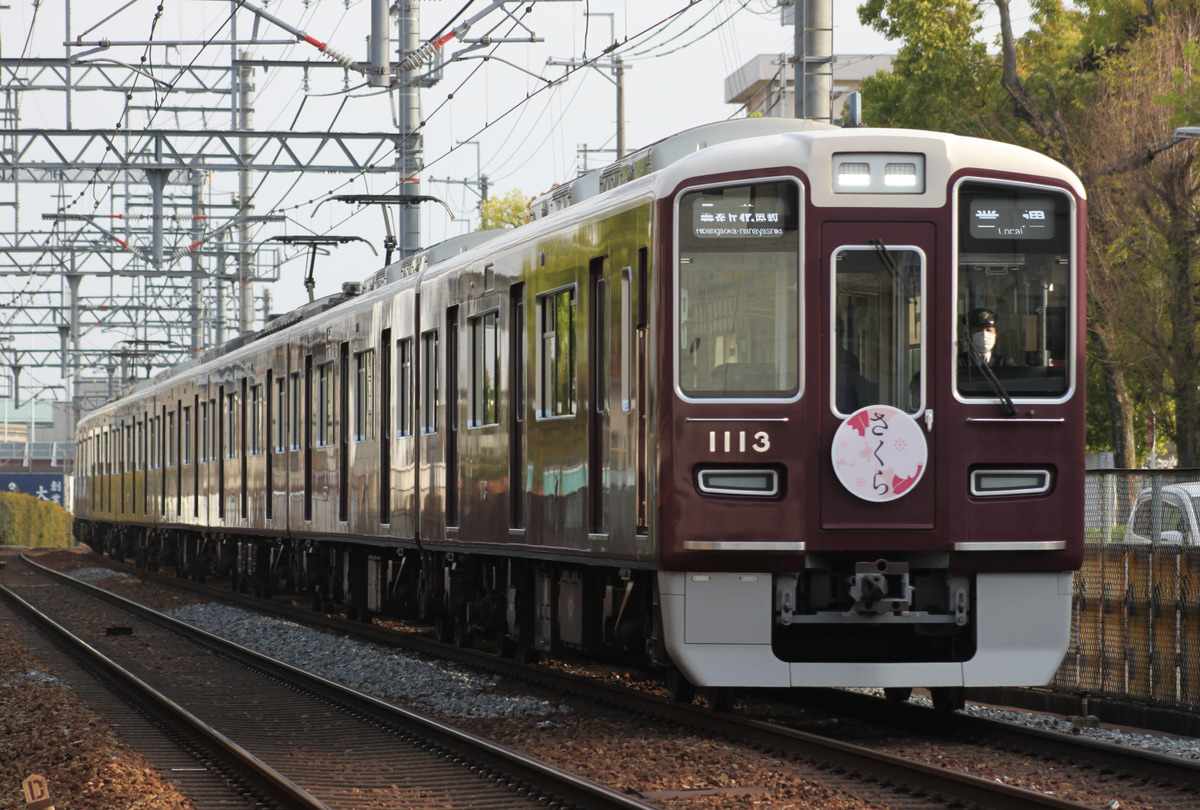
588,256 -> 609,535
819,222 -> 937,531
391,291 -> 418,539
446,305 -> 460,528
509,283 -> 526,530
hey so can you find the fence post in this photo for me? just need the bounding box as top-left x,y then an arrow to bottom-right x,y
1100,474 -> 1115,543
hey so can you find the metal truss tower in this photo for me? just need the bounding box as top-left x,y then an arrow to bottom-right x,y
0,2 -> 416,424
2,0 -> 554,438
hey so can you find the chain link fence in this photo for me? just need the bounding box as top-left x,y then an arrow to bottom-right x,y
1054,470 -> 1200,708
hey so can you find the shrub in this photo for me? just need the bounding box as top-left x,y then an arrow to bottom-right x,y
0,492 -> 74,548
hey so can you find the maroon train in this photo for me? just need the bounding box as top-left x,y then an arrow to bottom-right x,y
75,119 -> 1086,707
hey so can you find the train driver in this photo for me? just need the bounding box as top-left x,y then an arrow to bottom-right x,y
959,307 -> 1014,373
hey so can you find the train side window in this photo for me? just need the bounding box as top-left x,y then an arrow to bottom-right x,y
513,294 -> 525,420
421,330 -> 439,434
225,391 -> 238,458
470,311 -> 500,427
200,401 -> 209,462
316,362 -> 334,446
354,349 -> 376,442
833,246 -> 925,416
398,338 -> 413,437
182,406 -> 192,465
621,268 -> 633,413
594,274 -> 609,413
956,182 -> 1073,399
249,384 -> 263,456
539,287 -> 577,418
275,376 -> 287,453
289,373 -> 302,450
167,411 -> 177,467
206,399 -> 215,461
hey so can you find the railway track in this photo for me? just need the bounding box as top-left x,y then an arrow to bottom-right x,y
1,557 -> 659,810
30,552 -> 1200,809
97,554 -> 1200,798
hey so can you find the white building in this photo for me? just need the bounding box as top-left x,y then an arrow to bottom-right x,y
725,53 -> 894,121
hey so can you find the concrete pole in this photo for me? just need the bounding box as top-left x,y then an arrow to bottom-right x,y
615,55 -> 626,158
397,0 -> 423,259
238,50 -> 256,335
794,0 -> 833,123
147,169 -> 167,271
369,0 -> 391,89
190,167 -> 205,356
67,268 -> 81,436
216,232 -> 227,347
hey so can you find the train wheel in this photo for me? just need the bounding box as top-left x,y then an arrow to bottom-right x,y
705,687 -> 735,713
434,616 -> 454,643
930,687 -> 965,713
452,621 -> 473,648
884,687 -> 913,704
666,668 -> 696,705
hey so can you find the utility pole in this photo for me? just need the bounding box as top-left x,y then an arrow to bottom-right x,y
792,0 -> 833,122
397,0 -> 424,260
427,140 -> 489,228
548,12 -> 628,159
2,0 -> 550,403
190,167 -> 205,357
237,50 -> 256,335
547,54 -> 628,158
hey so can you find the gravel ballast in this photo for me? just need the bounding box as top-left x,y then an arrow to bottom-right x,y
71,564 -> 1200,760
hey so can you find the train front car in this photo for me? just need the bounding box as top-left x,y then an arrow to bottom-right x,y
653,126 -> 1085,702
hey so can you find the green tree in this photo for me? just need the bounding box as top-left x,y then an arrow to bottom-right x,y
478,188 -> 530,231
857,0 -> 994,132
858,0 -> 1200,467
1075,12 -> 1200,464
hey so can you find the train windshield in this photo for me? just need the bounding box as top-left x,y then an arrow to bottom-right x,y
833,246 -> 925,416
675,180 -> 800,400
956,182 -> 1074,399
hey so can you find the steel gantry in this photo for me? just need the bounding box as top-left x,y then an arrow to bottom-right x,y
1,0 -> 560,430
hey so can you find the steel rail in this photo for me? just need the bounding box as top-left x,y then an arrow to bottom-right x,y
19,554 -> 659,810
50,553 -> 1117,810
0,581 -> 331,810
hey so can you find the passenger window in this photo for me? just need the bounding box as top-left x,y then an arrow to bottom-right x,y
833,246 -> 924,415
249,385 -> 262,456
398,338 -> 413,437
421,330 -> 439,434
354,349 -> 376,441
289,374 -> 302,450
470,312 -> 500,427
315,363 -> 334,446
540,288 -> 576,417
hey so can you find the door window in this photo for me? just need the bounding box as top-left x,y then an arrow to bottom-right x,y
833,246 -> 924,416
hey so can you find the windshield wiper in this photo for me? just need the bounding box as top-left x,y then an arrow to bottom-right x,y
968,348 -> 1019,416
869,238 -> 897,279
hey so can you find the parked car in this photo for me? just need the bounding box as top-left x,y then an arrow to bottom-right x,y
1125,482 -> 1200,545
